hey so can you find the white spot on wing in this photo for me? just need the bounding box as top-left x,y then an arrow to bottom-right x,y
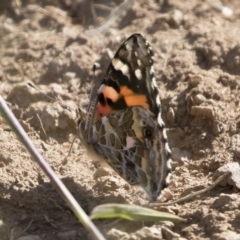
112,58 -> 125,70
151,77 -> 158,89
124,136 -> 135,150
156,95 -> 161,106
112,58 -> 130,79
165,169 -> 171,184
158,116 -> 165,128
167,159 -> 172,169
137,59 -> 142,67
135,69 -> 142,80
162,128 -> 168,140
165,143 -> 171,155
121,64 -> 130,77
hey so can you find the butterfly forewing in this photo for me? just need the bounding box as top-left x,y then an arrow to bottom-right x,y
96,33 -> 162,122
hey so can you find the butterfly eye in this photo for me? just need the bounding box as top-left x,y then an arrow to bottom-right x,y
143,127 -> 153,138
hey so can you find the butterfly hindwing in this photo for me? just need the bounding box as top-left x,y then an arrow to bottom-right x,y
91,106 -> 170,201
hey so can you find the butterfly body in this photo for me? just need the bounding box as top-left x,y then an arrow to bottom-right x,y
78,33 -> 172,201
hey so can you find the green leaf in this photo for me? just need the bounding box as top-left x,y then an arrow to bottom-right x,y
90,204 -> 184,222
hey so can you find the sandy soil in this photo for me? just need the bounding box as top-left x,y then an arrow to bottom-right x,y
1,0 -> 240,239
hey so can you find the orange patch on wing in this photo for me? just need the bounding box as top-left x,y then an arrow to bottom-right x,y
103,86 -> 119,102
126,95 -> 149,108
97,103 -> 112,117
95,86 -> 120,121
120,86 -> 149,108
95,85 -> 149,121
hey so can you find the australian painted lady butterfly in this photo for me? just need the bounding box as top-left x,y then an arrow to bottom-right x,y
77,33 -> 172,201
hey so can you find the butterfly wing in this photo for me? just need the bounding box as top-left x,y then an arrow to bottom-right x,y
91,106 -> 171,201
95,33 -> 162,122
78,33 -> 172,201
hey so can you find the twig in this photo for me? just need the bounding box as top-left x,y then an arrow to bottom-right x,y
44,214 -> 57,229
36,114 -> 47,139
149,172 -> 230,207
27,82 -> 75,112
11,219 -> 33,240
86,0 -> 133,34
61,136 -> 77,165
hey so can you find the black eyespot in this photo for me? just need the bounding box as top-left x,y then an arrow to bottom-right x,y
143,127 -> 153,138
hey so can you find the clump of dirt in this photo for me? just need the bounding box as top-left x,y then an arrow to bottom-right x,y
1,0 -> 240,239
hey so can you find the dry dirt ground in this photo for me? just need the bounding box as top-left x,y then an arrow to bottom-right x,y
1,0 -> 240,239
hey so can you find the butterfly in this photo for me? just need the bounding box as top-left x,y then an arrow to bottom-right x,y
77,33 -> 172,201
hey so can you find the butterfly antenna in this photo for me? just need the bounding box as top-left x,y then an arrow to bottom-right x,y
28,82 -> 56,102
27,82 -> 75,112
28,81 -> 79,157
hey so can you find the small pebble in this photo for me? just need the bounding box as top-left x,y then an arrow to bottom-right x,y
162,226 -> 181,240
191,106 -> 215,120
192,94 -> 206,105
212,120 -> 224,135
188,75 -> 202,88
211,193 -> 237,209
212,230 -> 240,240
169,10 -> 183,28
213,162 -> 240,190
